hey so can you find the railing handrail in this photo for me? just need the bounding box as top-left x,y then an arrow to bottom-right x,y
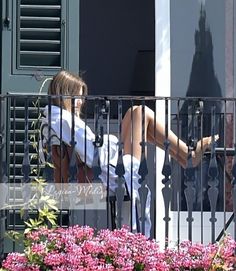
2,92 -> 236,102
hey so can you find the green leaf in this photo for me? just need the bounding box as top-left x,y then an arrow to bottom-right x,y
5,230 -> 23,242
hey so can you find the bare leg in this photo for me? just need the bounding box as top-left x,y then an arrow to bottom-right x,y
121,105 -> 217,168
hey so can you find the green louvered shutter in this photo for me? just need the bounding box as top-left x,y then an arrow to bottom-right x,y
1,0 -> 80,93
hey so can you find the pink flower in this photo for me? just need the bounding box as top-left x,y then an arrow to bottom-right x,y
31,243 -> 46,255
2,226 -> 236,270
44,252 -> 66,266
2,253 -> 27,271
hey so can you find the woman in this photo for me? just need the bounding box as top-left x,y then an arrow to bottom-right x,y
42,70 -> 218,236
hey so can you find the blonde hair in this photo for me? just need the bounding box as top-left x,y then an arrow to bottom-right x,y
48,70 -> 87,113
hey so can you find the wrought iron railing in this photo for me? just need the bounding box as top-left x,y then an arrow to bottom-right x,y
0,94 -> 236,257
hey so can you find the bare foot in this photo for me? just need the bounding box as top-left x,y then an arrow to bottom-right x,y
191,135 -> 219,167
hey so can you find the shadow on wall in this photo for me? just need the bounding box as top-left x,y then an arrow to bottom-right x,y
172,5 -> 228,212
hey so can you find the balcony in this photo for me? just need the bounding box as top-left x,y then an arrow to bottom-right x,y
0,93 -> 235,258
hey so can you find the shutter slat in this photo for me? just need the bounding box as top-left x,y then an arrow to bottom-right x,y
21,51 -> 60,55
20,16 -> 60,21
20,65 -> 61,69
20,28 -> 61,32
21,5 -> 61,9
21,0 -> 60,5
21,39 -> 60,44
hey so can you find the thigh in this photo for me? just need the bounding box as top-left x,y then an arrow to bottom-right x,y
121,106 -> 139,135
121,106 -> 143,160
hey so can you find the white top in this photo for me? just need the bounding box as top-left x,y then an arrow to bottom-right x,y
42,105 -> 119,168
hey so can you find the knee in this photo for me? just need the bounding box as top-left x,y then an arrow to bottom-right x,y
127,105 -> 139,114
126,105 -> 152,121
132,105 -> 152,116
127,105 -> 145,114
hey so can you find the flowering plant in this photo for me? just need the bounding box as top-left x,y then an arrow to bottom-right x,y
1,225 -> 236,271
